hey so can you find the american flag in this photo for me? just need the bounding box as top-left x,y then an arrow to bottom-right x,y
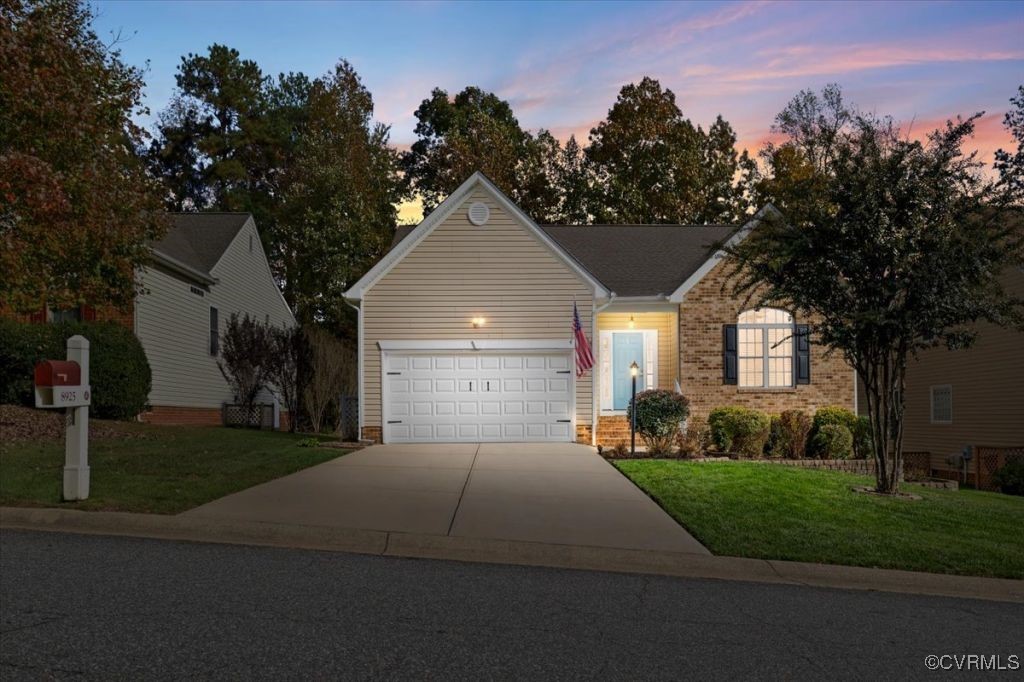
573,301 -> 594,377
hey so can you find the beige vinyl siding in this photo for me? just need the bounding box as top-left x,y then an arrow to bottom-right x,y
135,217 -> 295,409
902,267 -> 1024,461
363,189 -> 594,428
597,311 -> 679,391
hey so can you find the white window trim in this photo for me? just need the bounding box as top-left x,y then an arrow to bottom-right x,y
930,384 -> 953,424
599,329 -> 658,413
737,313 -> 795,389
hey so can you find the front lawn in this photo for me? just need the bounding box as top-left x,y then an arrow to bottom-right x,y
1,422 -> 346,514
615,460 -> 1024,579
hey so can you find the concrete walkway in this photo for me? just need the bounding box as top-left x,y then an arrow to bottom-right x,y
181,443 -> 708,554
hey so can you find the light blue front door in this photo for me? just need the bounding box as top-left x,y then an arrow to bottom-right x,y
612,332 -> 645,410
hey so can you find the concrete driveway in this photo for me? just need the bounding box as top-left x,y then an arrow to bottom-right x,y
183,443 -> 707,554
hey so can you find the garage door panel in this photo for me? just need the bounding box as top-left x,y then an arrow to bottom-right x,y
384,350 -> 575,443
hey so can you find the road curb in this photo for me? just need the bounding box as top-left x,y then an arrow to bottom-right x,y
2,506 -> 1021,603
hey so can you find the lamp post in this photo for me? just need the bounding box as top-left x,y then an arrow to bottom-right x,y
630,361 -> 639,456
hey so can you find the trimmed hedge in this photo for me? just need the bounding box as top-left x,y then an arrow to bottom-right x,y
811,423 -> 854,459
810,405 -> 859,458
708,406 -> 771,457
0,319 -> 151,420
626,389 -> 689,455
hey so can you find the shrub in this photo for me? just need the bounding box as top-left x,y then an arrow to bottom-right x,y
677,414 -> 711,458
627,389 -> 689,454
0,319 -> 59,405
992,459 -> 1024,496
0,319 -> 150,420
612,441 -> 629,458
852,415 -> 873,459
707,406 -> 771,457
296,437 -> 320,448
811,423 -> 854,459
768,409 -> 812,459
810,405 -> 859,457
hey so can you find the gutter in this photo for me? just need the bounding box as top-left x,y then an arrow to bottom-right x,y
150,250 -> 218,286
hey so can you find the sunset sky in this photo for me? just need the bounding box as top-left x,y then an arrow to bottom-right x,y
94,0 -> 1024,222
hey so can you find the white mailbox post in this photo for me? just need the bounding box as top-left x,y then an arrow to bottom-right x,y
33,335 -> 91,501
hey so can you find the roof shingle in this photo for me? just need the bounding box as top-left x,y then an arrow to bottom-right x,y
152,213 -> 251,277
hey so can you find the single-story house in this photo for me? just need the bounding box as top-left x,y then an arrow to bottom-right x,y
8,213 -> 296,426
344,172 -> 855,446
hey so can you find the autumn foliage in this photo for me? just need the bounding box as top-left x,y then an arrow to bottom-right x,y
0,0 -> 167,313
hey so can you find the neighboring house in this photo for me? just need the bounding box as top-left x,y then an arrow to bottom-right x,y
8,213 -> 296,426
900,265 -> 1024,470
344,172 -> 854,446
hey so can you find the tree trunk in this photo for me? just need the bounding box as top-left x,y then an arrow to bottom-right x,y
860,347 -> 907,494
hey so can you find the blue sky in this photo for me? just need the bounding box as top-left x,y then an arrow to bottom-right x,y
93,0 -> 1023,219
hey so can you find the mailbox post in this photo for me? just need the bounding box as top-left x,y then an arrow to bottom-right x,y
64,336 -> 90,500
33,335 -> 91,500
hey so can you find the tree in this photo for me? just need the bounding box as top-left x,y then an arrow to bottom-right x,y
698,116 -> 758,224
586,77 -> 752,224
403,86 -> 549,216
724,88 -> 1023,494
217,313 -> 273,424
303,326 -> 353,434
148,44 -> 269,212
555,135 -> 593,224
266,325 -> 309,433
0,0 -> 167,313
276,60 -> 403,330
995,85 -> 1024,202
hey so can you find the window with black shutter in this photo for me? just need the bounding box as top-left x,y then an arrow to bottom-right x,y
209,307 -> 219,356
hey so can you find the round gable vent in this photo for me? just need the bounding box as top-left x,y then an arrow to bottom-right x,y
468,201 -> 490,226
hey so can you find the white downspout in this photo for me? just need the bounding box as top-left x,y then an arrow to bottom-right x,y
345,298 -> 364,440
591,292 -> 617,446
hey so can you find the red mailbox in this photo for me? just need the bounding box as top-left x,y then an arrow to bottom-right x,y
34,360 -> 81,387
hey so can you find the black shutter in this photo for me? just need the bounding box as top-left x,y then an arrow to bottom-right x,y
795,324 -> 810,384
209,307 -> 219,356
723,324 -> 738,385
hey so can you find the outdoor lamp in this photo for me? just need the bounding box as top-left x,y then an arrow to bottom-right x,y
472,317 -> 486,328
630,361 -> 639,455
628,315 -> 635,329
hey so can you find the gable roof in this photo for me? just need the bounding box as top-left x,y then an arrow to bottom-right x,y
386,221 -> 737,298
344,172 -> 609,301
541,224 -> 735,297
150,213 -> 251,284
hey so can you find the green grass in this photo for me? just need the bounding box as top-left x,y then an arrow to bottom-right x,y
615,460 -> 1024,579
1,423 -> 347,514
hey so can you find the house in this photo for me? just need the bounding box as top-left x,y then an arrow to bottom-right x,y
344,172 -> 854,446
9,213 -> 296,426
900,265 -> 1024,478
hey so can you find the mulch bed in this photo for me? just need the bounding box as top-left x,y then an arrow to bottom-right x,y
0,404 -> 142,444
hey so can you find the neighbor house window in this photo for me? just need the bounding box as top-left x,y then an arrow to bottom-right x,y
737,308 -> 794,388
930,385 -> 952,424
48,307 -> 81,323
209,307 -> 219,356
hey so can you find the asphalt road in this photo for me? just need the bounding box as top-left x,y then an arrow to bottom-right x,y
1,530 -> 1021,680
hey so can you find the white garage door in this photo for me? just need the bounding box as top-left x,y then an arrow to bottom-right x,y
383,351 -> 574,443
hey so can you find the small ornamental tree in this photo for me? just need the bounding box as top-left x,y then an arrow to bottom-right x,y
626,389 -> 689,454
266,325 -> 309,432
726,85 -> 1024,494
217,314 -> 273,423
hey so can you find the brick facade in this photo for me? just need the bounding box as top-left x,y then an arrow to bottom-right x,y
0,302 -> 133,331
361,426 -> 382,443
679,259 -> 855,420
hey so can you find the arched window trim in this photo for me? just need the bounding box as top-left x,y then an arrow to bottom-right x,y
737,307 -> 795,388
